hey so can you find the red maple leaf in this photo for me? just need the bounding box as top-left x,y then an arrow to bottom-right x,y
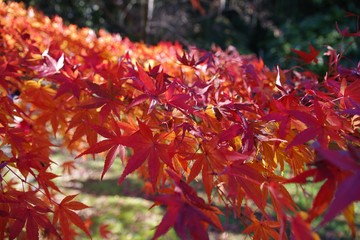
99,224 -> 111,239
9,205 -> 60,240
261,93 -> 303,139
336,22 -> 360,37
78,119 -> 175,186
53,195 -> 91,238
165,83 -> 191,111
322,172 -> 360,224
222,161 -> 267,212
51,64 -> 86,99
76,119 -> 126,180
316,145 -> 360,226
285,162 -> 339,221
116,119 -> 174,187
291,212 -> 320,240
5,190 -> 60,240
286,100 -> 342,149
33,49 -> 64,77
36,170 -> 62,199
61,161 -> 77,175
176,51 -> 196,67
286,143 -> 360,234
188,136 -> 249,202
243,215 -> 281,240
137,63 -> 157,93
66,109 -> 99,148
152,170 -> 222,240
126,64 -> 167,113
80,79 -> 125,121
292,44 -> 320,64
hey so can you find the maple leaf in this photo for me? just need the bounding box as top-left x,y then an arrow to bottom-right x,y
262,95 -> 299,138
321,171 -> 360,226
116,120 -> 174,187
9,206 -> 60,240
135,63 -> 168,94
66,109 -> 99,148
0,59 -> 22,94
61,161 -> 77,175
291,44 -> 320,64
243,216 -> 280,240
176,51 -> 196,67
152,170 -> 222,240
80,80 -> 124,121
344,80 -> 360,108
286,100 -> 342,149
51,64 -> 86,99
165,84 -> 191,111
78,119 -> 174,185
152,196 -> 218,240
126,64 -> 168,113
33,49 -> 64,77
314,143 -> 360,174
291,212 -> 320,240
286,144 -> 360,231
188,136 -> 249,202
285,160 -> 343,221
187,152 -> 215,203
177,51 -> 213,68
12,149 -> 53,179
53,195 -> 91,238
222,161 -> 267,212
336,22 -> 360,37
137,63 -> 157,93
266,181 -> 297,217
76,120 -> 126,180
308,178 -> 336,220
5,190 -> 60,240
19,80 -> 71,136
36,170 -> 62,199
99,224 -> 111,239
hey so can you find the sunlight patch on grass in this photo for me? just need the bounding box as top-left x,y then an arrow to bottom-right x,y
76,194 -> 179,240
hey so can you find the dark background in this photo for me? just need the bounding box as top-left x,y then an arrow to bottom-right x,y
17,0 -> 360,69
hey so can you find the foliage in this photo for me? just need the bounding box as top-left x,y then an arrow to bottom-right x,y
0,1 -> 360,239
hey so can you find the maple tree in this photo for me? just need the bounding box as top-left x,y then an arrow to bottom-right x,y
0,1 -> 359,239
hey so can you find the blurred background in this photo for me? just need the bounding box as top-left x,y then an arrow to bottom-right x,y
18,0 -> 359,69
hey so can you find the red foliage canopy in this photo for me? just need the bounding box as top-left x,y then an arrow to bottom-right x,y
0,1 -> 359,239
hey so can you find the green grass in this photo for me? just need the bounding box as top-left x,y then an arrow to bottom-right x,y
79,194 -> 178,240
